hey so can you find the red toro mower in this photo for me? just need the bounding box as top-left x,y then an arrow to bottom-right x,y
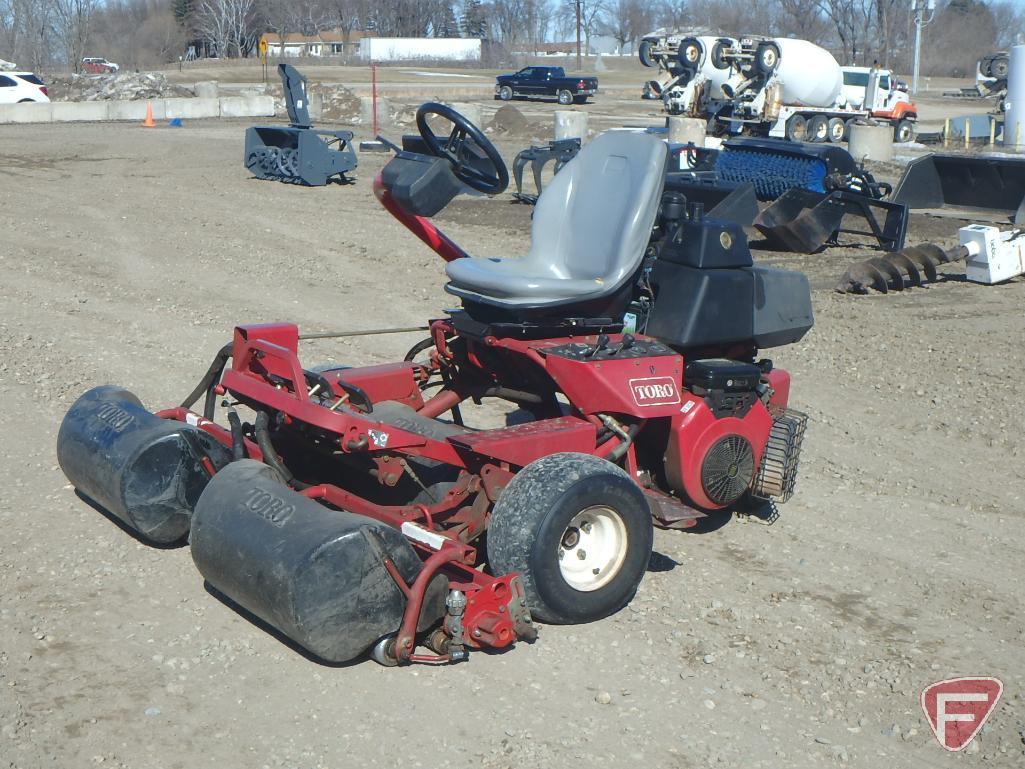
57,104 -> 813,666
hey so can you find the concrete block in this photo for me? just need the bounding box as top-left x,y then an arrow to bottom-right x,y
218,95 -> 275,118
848,121 -> 894,162
105,100 -> 153,122
308,92 -> 323,121
0,101 -> 53,124
554,110 -> 588,141
194,80 -> 219,99
51,100 -> 111,122
164,97 -> 220,120
360,95 -> 391,128
667,116 -> 705,145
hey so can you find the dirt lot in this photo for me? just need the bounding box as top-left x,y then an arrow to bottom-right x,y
1,106 -> 1023,769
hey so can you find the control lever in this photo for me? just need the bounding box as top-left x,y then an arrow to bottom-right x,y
586,334 -> 610,358
607,334 -> 635,356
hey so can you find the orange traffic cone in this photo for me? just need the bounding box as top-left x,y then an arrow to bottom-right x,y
142,101 -> 155,128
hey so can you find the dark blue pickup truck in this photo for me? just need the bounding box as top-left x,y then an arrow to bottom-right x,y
495,66 -> 598,106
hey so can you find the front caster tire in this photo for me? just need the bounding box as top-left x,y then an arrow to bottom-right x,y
486,453 -> 653,624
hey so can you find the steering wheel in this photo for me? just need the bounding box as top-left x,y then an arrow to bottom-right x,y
416,102 -> 509,195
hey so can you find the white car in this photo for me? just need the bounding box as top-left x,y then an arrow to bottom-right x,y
0,72 -> 50,104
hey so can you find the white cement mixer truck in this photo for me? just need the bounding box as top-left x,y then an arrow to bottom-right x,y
706,37 -> 918,143
639,32 -> 738,117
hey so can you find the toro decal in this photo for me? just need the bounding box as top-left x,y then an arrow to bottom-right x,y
629,376 -> 681,407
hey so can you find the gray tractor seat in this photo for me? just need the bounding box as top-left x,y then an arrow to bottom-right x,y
445,131 -> 668,310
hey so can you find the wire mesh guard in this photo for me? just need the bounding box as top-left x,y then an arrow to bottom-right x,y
752,408 -> 809,503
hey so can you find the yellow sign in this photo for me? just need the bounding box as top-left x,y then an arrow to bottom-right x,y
259,39 -> 268,57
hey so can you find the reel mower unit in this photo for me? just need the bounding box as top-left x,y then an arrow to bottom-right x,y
58,103 -> 814,667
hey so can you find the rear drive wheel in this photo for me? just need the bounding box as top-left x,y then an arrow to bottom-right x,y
755,42 -> 780,75
806,114 -> 829,142
843,117 -> 857,141
486,452 -> 653,624
678,37 -> 702,70
893,118 -> 914,143
557,89 -> 573,106
498,85 -> 513,101
638,39 -> 656,68
710,39 -> 731,69
826,117 -> 846,143
785,114 -> 808,142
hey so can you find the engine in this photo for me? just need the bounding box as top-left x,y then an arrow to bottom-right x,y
664,359 -> 807,509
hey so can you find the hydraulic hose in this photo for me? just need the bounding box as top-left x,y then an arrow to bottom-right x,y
180,342 -> 233,419
226,410 -> 246,461
253,411 -> 310,489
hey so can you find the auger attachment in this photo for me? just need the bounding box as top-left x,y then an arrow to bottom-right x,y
835,243 -> 965,293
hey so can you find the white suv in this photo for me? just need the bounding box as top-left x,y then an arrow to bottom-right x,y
0,72 -> 50,104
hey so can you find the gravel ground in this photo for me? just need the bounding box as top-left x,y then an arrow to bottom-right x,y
0,114 -> 1023,769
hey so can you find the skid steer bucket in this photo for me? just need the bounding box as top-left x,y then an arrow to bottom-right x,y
755,188 -> 908,253
244,63 -> 357,186
891,153 -> 1025,223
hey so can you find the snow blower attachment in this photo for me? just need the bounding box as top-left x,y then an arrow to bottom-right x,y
835,224 -> 1025,293
511,138 -> 581,203
891,153 -> 1025,224
244,64 -> 357,186
58,104 -> 814,667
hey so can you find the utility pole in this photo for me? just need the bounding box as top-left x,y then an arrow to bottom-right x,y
576,0 -> 582,70
911,0 -> 936,95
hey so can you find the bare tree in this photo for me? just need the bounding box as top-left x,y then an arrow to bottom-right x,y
51,0 -> 97,71
195,0 -> 256,57
601,0 -> 651,52
260,0 -> 330,56
815,0 -> 872,64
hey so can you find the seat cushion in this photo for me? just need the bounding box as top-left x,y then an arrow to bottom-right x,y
444,132 -> 667,310
446,256 -> 606,302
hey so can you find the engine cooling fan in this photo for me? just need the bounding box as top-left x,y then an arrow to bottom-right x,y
701,434 -> 755,505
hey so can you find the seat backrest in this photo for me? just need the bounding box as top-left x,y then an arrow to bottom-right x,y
524,131 -> 667,286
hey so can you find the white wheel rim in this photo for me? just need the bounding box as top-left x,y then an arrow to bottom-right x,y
556,506 -> 629,592
685,45 -> 699,63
